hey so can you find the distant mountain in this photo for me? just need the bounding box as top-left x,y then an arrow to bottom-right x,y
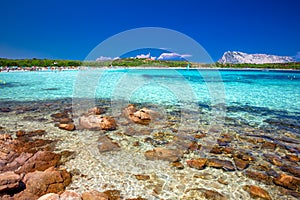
218,51 -> 295,64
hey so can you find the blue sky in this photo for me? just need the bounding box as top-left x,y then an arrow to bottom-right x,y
0,0 -> 299,62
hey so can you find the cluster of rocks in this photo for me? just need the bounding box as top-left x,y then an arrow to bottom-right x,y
0,130 -> 71,199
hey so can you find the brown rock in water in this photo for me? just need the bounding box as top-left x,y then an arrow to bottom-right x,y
280,165 -> 300,178
123,105 -> 159,125
103,190 -> 121,200
16,151 -> 61,174
98,136 -> 120,153
243,185 -> 272,200
51,112 -> 69,121
82,190 -> 109,200
0,171 -> 21,192
261,141 -> 277,150
59,118 -> 73,124
207,158 -> 235,171
233,158 -> 249,171
15,167 -> 71,199
263,154 -> 284,167
135,174 -> 150,180
144,148 -> 182,162
186,158 -> 207,170
273,173 -> 300,191
79,115 -> 117,131
170,161 -> 184,170
58,123 -> 75,131
244,170 -> 273,185
186,188 -> 227,200
284,154 -> 300,162
88,107 -> 104,115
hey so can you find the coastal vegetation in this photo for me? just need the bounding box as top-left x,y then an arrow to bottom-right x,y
0,57 -> 300,70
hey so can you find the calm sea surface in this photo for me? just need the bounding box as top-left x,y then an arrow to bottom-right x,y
0,69 -> 299,131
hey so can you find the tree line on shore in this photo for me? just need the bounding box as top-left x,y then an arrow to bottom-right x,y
0,58 -> 299,69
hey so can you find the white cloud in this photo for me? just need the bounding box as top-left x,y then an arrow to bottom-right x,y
157,53 -> 192,60
136,53 -> 151,59
96,56 -> 120,61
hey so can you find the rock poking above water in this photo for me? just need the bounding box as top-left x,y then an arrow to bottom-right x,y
14,167 -> 71,200
58,123 -> 75,131
243,185 -> 272,200
98,135 -> 120,153
123,104 -> 160,125
79,115 -> 117,131
186,158 -> 207,170
144,148 -> 182,162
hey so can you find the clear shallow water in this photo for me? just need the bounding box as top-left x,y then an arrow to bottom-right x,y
0,69 -> 299,128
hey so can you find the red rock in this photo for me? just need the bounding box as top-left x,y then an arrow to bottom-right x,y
210,146 -> 223,154
98,136 -> 120,153
273,173 -> 300,191
51,112 -> 69,120
16,151 -> 61,174
82,190 -> 109,200
60,190 -> 81,200
186,158 -> 207,170
243,185 -> 272,200
123,105 -> 159,125
207,158 -> 235,171
15,167 -> 71,199
144,148 -> 182,162
58,123 -> 75,131
233,158 -> 249,171
135,174 -> 150,180
79,115 -> 117,130
0,171 -> 21,192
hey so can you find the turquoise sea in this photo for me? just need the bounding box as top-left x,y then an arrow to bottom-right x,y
0,69 -> 299,132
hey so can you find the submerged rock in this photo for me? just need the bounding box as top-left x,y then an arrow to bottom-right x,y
97,136 -> 120,153
186,158 -> 207,170
244,170 -> 273,185
207,158 -> 235,171
82,190 -> 109,200
233,158 -> 249,171
273,173 -> 300,191
243,185 -> 272,200
144,148 -> 182,162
